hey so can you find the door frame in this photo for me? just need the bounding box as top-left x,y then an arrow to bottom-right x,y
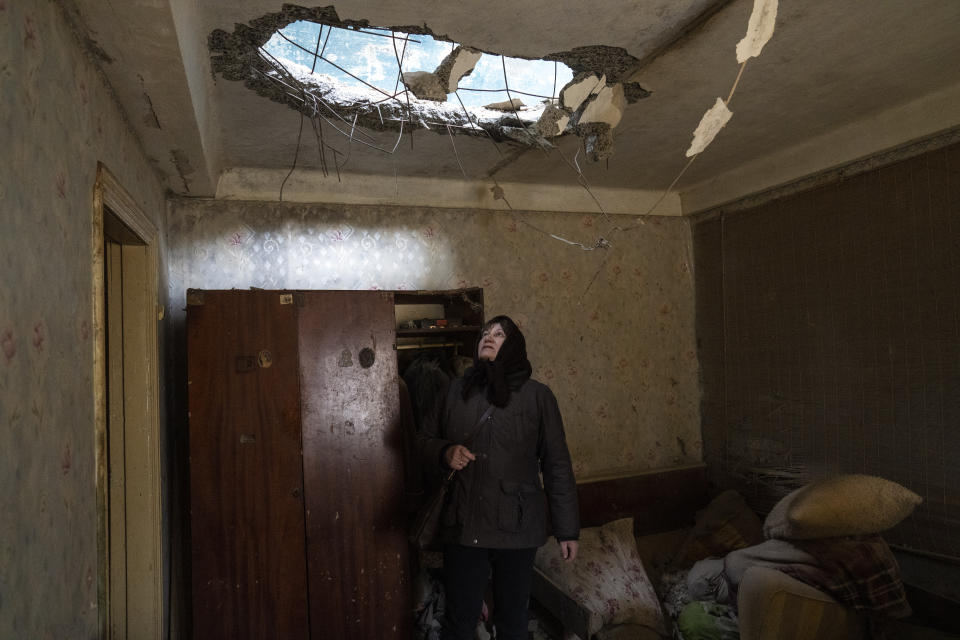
92,163 -> 164,639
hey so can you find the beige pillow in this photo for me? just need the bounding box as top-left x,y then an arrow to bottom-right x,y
535,518 -> 667,637
763,474 -> 922,540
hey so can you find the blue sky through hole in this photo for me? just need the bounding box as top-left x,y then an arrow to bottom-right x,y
263,21 -> 574,114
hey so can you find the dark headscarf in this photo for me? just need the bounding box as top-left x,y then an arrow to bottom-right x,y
461,315 -> 532,407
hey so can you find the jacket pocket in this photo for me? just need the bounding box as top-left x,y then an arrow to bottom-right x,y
497,480 -> 541,533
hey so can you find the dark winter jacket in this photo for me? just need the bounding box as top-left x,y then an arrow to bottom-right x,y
420,377 -> 580,549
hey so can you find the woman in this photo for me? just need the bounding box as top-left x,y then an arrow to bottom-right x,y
421,315 -> 580,640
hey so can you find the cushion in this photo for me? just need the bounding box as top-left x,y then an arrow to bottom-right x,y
763,474 -> 922,540
535,517 -> 667,637
670,490 -> 765,569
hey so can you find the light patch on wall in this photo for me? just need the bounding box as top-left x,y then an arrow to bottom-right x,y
180,214 -> 446,292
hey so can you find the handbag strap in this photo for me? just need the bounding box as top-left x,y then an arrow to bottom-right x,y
443,403 -> 494,481
462,404 -> 495,449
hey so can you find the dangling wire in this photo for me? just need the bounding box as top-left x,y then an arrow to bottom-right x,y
279,109 -> 305,201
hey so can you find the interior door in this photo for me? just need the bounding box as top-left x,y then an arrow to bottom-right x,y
104,239 -> 127,639
187,290 -> 309,639
298,290 -> 411,639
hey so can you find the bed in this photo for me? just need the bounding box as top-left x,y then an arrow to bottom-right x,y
531,464 -> 709,639
530,468 -> 919,640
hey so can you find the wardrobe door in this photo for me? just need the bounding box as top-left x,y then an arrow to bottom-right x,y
298,291 -> 411,639
187,290 -> 309,639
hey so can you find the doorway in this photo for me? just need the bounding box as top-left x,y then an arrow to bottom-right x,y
92,164 -> 164,639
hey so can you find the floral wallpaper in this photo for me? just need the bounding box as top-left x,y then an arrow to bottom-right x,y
0,1 -> 166,637
168,198 -> 702,480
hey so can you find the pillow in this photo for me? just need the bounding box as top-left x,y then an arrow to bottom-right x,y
535,517 -> 667,637
670,490 -> 765,569
763,474 -> 922,540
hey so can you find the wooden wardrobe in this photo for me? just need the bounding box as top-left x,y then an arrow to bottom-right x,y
186,288 -> 482,639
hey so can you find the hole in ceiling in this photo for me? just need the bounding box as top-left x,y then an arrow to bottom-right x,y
263,21 -> 575,118
209,5 -> 651,158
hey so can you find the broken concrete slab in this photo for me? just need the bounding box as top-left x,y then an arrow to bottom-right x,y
401,71 -> 448,101
623,82 -> 652,104
501,126 -> 552,148
545,45 -> 640,84
579,82 -> 626,128
578,122 -> 614,162
483,97 -> 525,111
435,46 -> 483,93
536,104 -> 570,137
560,72 -> 604,112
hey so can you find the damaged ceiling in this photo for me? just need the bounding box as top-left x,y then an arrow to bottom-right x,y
217,11 -> 650,163
71,0 -> 960,214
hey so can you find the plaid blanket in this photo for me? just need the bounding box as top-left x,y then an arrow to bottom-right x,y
779,534 -> 911,619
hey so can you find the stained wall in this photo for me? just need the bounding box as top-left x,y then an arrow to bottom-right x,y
0,1 -> 167,636
167,199 -> 702,479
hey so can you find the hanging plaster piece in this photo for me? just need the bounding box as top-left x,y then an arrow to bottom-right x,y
579,83 -> 626,128
686,97 -> 733,157
536,104 -> 570,137
736,0 -> 779,63
435,46 -> 483,93
401,71 -> 447,101
560,73 -> 603,112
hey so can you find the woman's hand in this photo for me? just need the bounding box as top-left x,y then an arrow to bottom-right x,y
444,445 -> 476,471
560,540 -> 578,562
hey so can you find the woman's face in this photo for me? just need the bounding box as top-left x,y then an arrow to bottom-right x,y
478,323 -> 507,361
